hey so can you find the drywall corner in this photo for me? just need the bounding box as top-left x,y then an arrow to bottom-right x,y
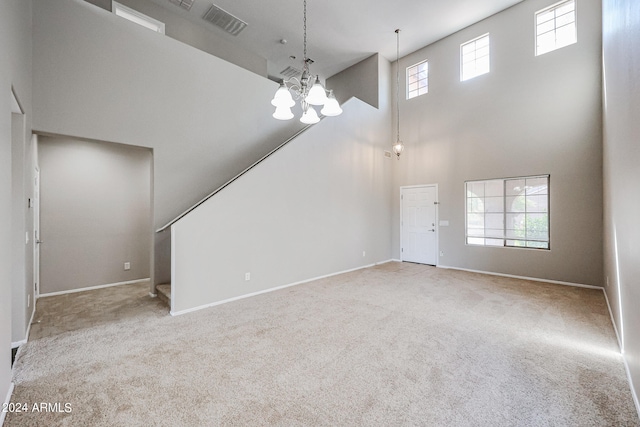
327,54 -> 379,109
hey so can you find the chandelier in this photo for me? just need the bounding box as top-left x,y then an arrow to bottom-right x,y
270,0 -> 342,124
393,29 -> 404,159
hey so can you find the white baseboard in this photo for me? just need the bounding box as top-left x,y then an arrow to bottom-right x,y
602,288 -> 622,350
1,382 -> 15,426
39,278 -> 150,298
170,263 -> 378,316
10,340 -> 25,349
623,351 -> 640,420
11,304 -> 36,349
437,265 -> 602,290
602,288 -> 640,419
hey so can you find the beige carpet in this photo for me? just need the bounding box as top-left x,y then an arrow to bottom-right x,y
7,262 -> 639,426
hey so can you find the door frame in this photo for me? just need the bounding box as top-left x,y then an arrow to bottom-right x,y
400,184 -> 439,266
33,164 -> 40,298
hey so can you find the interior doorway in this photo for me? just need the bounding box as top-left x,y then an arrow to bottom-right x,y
37,135 -> 153,296
400,185 -> 438,265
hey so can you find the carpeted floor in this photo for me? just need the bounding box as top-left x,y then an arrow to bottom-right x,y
6,262 -> 640,426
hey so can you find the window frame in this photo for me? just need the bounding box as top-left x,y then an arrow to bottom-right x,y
406,60 -> 429,100
460,33 -> 491,82
113,1 -> 166,34
535,0 -> 577,56
465,175 -> 551,250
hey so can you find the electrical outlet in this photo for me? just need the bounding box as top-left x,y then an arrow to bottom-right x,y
28,294 -> 31,308
245,272 -> 251,281
362,251 -> 366,257
606,276 -> 609,287
439,251 -> 444,257
124,262 -> 131,271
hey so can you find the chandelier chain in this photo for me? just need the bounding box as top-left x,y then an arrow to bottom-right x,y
303,0 -> 307,61
396,29 -> 400,143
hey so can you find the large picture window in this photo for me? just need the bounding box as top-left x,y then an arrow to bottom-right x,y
466,175 -> 550,249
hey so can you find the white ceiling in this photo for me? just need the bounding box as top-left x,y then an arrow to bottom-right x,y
148,0 -> 525,79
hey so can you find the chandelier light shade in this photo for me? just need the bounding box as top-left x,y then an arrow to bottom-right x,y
321,90 -> 343,116
393,29 -> 404,159
300,104 -> 320,124
270,0 -> 342,123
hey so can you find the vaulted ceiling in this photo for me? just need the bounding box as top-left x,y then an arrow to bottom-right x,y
147,0 -> 525,79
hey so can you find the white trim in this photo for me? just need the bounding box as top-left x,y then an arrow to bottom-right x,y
437,265 -> 602,289
170,226 -> 176,313
602,288 -> 622,350
10,304 -> 36,349
170,263 -> 378,316
10,339 -> 25,349
622,348 -> 640,419
11,88 -> 22,114
602,289 -> 640,418
39,278 -> 150,298
391,258 -> 402,262
400,184 -> 439,266
374,259 -> 394,265
1,382 -> 15,426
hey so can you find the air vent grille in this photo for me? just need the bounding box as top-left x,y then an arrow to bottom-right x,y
168,0 -> 195,11
280,66 -> 302,79
202,4 -> 248,36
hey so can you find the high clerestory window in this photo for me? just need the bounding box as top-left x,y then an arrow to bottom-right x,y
466,175 -> 550,249
535,0 -> 576,56
113,1 -> 166,34
407,60 -> 428,99
460,34 -> 490,81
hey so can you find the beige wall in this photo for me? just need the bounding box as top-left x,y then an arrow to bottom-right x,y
31,0 -> 304,286
38,136 -> 152,294
392,0 -> 603,286
1,0 -> 33,411
171,57 -> 393,314
602,0 -> 640,411
113,0 -> 268,76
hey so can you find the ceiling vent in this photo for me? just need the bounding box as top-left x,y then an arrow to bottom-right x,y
202,4 -> 248,36
280,66 -> 302,79
168,0 -> 195,11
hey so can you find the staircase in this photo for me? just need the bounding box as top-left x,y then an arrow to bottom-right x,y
156,283 -> 171,308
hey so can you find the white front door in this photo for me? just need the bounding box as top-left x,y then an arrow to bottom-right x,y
401,185 -> 438,265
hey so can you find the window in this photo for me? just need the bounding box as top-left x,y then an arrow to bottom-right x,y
466,175 -> 550,249
460,34 -> 490,81
535,0 -> 576,56
407,60 -> 428,99
113,2 -> 165,34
